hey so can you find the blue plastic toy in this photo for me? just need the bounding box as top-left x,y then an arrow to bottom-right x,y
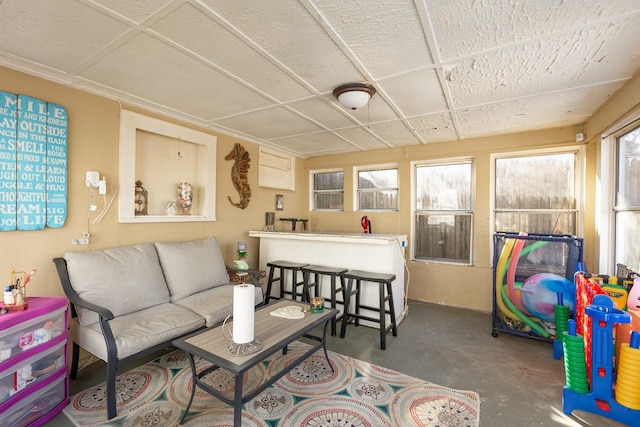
562,294 -> 640,426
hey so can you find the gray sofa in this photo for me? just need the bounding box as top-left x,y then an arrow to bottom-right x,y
53,236 -> 263,420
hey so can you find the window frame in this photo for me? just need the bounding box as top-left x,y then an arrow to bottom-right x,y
354,164 -> 399,212
599,114 -> 640,274
411,158 -> 475,265
309,168 -> 345,212
490,146 -> 584,256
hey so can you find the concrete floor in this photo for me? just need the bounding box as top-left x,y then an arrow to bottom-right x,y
49,300 -> 628,427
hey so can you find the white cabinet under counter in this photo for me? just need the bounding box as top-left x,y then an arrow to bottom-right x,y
249,231 -> 407,328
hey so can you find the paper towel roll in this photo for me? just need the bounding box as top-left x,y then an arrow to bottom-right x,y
232,284 -> 255,344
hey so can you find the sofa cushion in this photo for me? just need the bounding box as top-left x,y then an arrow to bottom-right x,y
173,284 -> 264,328
68,303 -> 204,361
64,243 -> 170,326
154,236 -> 230,302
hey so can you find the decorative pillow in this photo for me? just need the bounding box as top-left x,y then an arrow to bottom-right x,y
154,236 -> 230,301
64,243 -> 170,326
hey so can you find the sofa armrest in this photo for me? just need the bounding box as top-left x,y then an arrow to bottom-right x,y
53,257 -> 115,322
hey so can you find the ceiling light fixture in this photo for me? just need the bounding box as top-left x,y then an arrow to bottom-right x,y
333,83 -> 376,110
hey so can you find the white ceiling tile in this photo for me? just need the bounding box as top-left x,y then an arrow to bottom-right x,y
199,0 -> 364,92
379,69 -> 447,116
312,0 -> 434,78
150,3 -> 313,102
407,113 -> 457,143
90,0 -> 175,23
269,131 -> 356,156
428,0 -> 640,60
286,98 -> 357,129
79,33 -> 272,119
456,83 -> 620,138
334,127 -> 393,151
365,120 -> 422,147
215,107 -> 324,140
0,0 -> 130,72
446,15 -> 640,108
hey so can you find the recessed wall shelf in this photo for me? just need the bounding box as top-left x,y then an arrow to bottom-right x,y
259,146 -> 295,191
118,110 -> 217,223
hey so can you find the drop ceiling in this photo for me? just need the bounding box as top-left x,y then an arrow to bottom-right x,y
1,0 -> 639,158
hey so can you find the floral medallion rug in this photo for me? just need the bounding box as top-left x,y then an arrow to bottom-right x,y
63,342 -> 480,426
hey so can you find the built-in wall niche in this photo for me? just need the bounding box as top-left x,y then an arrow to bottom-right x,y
119,110 -> 217,223
258,146 -> 295,191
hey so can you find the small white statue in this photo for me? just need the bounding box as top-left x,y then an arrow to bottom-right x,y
166,200 -> 176,216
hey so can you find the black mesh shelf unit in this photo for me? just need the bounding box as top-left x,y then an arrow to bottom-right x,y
492,232 -> 584,342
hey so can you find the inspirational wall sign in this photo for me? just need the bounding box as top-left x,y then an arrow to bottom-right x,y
0,91 -> 68,231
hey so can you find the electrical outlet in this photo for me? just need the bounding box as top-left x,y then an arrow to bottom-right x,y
85,171 -> 100,188
72,237 -> 90,245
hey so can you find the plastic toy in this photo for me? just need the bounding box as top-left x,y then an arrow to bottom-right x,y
628,279 -> 640,311
601,282 -> 629,310
520,273 -> 574,322
553,291 -> 570,360
562,292 -> 640,426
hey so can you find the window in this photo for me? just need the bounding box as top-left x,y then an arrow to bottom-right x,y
357,167 -> 398,211
312,170 -> 344,211
493,152 -> 578,235
413,161 -> 473,264
614,125 -> 640,271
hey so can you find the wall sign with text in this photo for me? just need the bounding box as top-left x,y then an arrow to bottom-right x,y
0,91 -> 68,231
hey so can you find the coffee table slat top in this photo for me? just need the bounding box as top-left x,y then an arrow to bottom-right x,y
177,300 -> 336,369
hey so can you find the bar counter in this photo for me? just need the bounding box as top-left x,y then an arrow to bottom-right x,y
249,231 -> 407,327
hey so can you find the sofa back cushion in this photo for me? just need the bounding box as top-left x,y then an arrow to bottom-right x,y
64,243 -> 170,326
154,236 -> 230,301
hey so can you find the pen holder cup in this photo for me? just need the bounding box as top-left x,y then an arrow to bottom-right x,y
2,286 -> 28,311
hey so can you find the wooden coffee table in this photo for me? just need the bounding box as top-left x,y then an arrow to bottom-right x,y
173,299 -> 338,426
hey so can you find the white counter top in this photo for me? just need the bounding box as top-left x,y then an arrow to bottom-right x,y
249,231 -> 407,246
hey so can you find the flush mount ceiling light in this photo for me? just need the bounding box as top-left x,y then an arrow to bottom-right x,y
333,83 -> 376,110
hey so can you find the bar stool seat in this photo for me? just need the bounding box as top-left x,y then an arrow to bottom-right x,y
265,261 -> 309,304
340,270 -> 398,350
302,265 -> 349,336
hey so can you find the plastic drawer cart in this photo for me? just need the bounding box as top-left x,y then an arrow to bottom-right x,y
0,297 -> 69,427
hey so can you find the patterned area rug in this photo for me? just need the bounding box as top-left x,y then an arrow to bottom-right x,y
63,342 -> 480,426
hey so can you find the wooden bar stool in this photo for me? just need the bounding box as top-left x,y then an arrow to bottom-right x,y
265,261 -> 308,303
340,270 -> 398,350
302,265 -> 349,336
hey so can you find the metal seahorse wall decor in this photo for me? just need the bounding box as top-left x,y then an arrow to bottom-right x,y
225,143 -> 251,209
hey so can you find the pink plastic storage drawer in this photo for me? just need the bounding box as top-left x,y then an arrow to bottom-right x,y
0,340 -> 66,407
0,297 -> 67,366
0,370 -> 67,427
